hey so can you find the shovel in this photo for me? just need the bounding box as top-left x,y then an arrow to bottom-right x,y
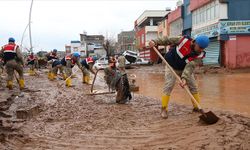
89,69 -> 115,95
152,45 -> 219,125
57,68 -> 79,88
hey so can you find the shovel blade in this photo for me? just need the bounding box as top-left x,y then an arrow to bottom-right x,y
199,111 -> 219,125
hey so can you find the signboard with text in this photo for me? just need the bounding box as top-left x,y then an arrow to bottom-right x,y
191,23 -> 219,38
219,20 -> 250,34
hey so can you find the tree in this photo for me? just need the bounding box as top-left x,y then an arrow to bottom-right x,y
103,33 -> 117,60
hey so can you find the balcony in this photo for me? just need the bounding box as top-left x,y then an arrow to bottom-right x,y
145,26 -> 158,33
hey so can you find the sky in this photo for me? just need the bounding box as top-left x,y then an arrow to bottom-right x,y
0,0 -> 178,52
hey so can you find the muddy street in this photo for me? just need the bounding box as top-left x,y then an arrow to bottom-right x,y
0,66 -> 250,149
132,65 -> 250,117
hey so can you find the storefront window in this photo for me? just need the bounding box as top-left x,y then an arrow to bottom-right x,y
215,3 -> 219,18
211,5 -> 215,20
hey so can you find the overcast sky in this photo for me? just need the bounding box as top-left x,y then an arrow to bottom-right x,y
0,0 -> 178,52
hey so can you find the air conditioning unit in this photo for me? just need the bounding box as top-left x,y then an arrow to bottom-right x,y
165,7 -> 171,11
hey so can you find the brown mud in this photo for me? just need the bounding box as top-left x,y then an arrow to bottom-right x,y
0,67 -> 250,149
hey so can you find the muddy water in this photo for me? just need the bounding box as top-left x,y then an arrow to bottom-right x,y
131,69 -> 250,116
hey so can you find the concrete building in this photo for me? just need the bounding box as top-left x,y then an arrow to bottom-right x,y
80,33 -> 106,58
117,30 -> 136,53
134,10 -> 169,62
157,13 -> 169,38
182,0 -> 192,36
168,6 -> 183,37
189,0 -> 250,68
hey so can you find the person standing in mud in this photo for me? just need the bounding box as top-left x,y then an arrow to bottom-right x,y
80,56 -> 96,84
104,57 -> 132,104
61,52 -> 85,87
117,54 -> 126,75
0,37 -> 25,90
149,35 -> 209,119
26,52 -> 37,76
46,49 -> 59,80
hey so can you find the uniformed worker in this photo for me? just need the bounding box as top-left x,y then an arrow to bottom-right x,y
80,56 -> 96,84
0,37 -> 25,90
149,35 -> 210,119
61,52 -> 84,87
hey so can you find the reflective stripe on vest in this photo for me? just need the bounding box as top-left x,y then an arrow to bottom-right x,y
176,37 -> 191,59
3,44 -> 18,61
176,37 -> 205,63
3,44 -> 17,53
86,57 -> 94,64
185,51 -> 206,63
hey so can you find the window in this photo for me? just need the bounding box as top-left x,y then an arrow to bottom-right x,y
192,0 -> 220,26
215,3 -> 219,18
207,6 -> 211,21
211,4 -> 215,20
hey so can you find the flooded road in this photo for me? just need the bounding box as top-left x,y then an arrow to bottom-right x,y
1,68 -> 250,149
130,66 -> 250,116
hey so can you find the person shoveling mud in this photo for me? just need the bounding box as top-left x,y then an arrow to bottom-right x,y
149,35 -> 219,124
104,57 -> 132,104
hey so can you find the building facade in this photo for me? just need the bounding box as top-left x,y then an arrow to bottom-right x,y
182,0 -> 192,36
117,30 -> 136,53
80,33 -> 106,57
157,13 -> 169,38
189,0 -> 250,68
134,10 -> 169,62
168,6 -> 183,37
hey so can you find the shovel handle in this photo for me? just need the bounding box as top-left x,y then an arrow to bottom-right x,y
58,68 -> 80,88
91,69 -> 101,93
65,68 -> 80,81
152,46 -> 202,110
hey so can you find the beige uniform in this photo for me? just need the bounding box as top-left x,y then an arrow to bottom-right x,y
65,58 -> 83,77
163,59 -> 201,95
117,55 -> 126,75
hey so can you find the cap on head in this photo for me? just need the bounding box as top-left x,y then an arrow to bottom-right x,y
8,37 -> 15,43
53,49 -> 57,53
195,35 -> 209,49
73,52 -> 80,58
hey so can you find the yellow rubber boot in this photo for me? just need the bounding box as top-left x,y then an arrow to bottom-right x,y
82,75 -> 85,83
161,95 -> 170,119
19,79 -> 25,90
62,74 -> 67,80
28,69 -> 32,76
6,80 -> 13,90
192,93 -> 201,112
84,76 -> 91,84
29,69 -> 35,76
65,78 -> 72,87
31,70 -> 36,76
47,72 -> 52,80
50,73 -> 56,80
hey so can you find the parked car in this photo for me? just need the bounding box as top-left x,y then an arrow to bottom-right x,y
93,56 -> 109,70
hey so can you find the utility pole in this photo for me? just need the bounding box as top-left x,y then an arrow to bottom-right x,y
29,0 -> 34,52
21,23 -> 30,52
